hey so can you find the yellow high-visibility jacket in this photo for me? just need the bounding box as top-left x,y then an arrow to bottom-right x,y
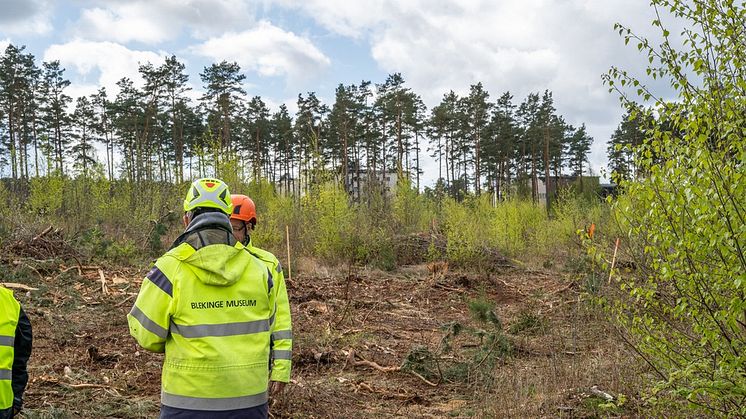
247,240 -> 292,383
128,217 -> 277,411
0,287 -> 20,411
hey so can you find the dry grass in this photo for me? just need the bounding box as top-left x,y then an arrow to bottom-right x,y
480,302 -> 648,418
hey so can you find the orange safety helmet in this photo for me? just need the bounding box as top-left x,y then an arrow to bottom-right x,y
230,194 -> 257,228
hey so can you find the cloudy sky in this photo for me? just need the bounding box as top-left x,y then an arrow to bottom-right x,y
0,0 -> 674,185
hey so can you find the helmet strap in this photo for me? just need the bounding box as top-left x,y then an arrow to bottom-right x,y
241,222 -> 251,246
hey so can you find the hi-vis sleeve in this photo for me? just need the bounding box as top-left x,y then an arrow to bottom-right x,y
270,262 -> 292,383
127,264 -> 174,353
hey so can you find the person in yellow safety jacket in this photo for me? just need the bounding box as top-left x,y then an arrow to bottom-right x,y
0,286 -> 32,419
229,194 -> 292,398
128,178 -> 278,419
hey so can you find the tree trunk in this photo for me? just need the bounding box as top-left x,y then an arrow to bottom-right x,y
255,126 -> 261,181
381,117 -> 387,185
8,110 -> 17,180
543,126 -> 551,213
497,159 -> 503,202
415,130 -> 420,191
343,129 -> 348,193
284,139 -> 290,196
33,111 -> 39,178
531,142 -> 537,203
475,126 -> 481,195
82,125 -> 88,179
45,131 -> 53,176
396,100 -> 403,176
55,110 -> 64,176
355,143 -> 361,202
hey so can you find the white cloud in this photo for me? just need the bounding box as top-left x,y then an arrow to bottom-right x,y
190,21 -> 330,82
43,40 -> 168,96
72,0 -> 254,44
266,0 -> 388,38
74,7 -> 169,44
282,0 -> 657,102
270,0 -> 677,184
0,0 -> 53,36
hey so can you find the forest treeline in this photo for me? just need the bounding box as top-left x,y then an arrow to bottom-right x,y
0,43 -> 645,203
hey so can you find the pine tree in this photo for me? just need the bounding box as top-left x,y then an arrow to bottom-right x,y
40,60 -> 72,176
0,44 -> 38,180
138,61 -> 169,181
25,61 -> 42,178
485,92 -> 518,201
245,96 -> 271,181
516,93 -> 541,201
463,82 -> 491,195
426,100 -> 448,185
111,77 -> 144,182
328,84 -> 357,190
356,81 -> 381,201
428,91 -> 463,199
295,92 -> 327,193
375,73 -> 419,183
408,94 -> 426,191
270,104 -> 294,195
566,123 -> 593,190
177,100 -> 203,181
607,108 -> 645,182
200,61 -> 246,155
162,55 -> 191,183
538,90 -> 557,209
90,88 -> 114,180
71,96 -> 97,178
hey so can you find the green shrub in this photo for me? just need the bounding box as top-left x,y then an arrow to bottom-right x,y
603,0 -> 746,414
105,240 -> 139,265
440,195 -> 597,268
300,183 -> 355,262
392,179 -> 435,234
4,172 -> 610,273
28,175 -> 64,215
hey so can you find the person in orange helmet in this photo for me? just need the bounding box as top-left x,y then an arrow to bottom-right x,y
230,194 -> 293,400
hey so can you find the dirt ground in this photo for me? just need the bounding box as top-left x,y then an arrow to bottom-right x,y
3,257 -> 647,418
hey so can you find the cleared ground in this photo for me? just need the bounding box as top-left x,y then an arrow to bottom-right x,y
4,256 -> 646,418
